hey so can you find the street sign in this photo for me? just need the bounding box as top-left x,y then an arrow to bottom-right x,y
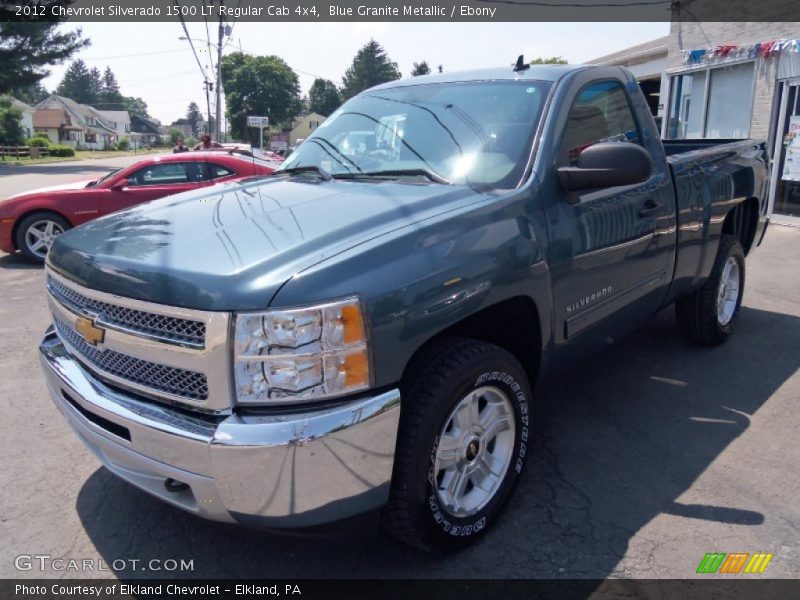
247,116 -> 269,127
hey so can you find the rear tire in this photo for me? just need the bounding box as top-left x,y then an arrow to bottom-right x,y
675,234 -> 745,346
15,212 -> 70,263
382,338 -> 532,552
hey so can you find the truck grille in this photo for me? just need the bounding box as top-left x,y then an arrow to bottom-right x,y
47,275 -> 206,348
54,316 -> 209,401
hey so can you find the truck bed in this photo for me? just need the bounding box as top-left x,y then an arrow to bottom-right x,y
662,139 -> 750,157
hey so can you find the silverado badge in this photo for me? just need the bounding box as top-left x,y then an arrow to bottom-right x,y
75,316 -> 105,346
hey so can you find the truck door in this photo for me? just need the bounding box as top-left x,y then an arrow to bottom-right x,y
543,77 -> 675,349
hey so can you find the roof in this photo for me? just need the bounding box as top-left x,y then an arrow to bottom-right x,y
33,109 -> 69,129
9,97 -> 33,112
98,110 -> 130,123
370,64 -> 585,92
587,36 -> 669,66
36,95 -> 117,134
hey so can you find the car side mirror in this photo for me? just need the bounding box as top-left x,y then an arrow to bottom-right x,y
557,142 -> 652,192
111,178 -> 129,191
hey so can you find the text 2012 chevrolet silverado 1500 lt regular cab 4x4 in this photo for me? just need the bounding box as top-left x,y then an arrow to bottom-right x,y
39,63 -> 768,551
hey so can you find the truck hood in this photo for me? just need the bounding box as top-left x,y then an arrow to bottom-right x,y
48,177 -> 483,310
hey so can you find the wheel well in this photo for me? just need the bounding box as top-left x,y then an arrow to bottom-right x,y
402,296 -> 542,389
722,197 -> 758,255
10,209 -> 71,251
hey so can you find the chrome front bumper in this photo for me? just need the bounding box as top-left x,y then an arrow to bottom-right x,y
40,329 -> 401,527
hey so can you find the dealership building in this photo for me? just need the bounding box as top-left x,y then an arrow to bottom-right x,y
592,21 -> 800,222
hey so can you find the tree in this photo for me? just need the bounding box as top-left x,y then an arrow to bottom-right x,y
97,67 -> 124,110
9,82 -> 49,105
186,102 -> 202,137
307,79 -> 341,116
0,96 -> 25,145
411,61 -> 431,77
122,96 -> 150,118
56,60 -> 98,104
341,40 -> 401,100
0,21 -> 89,95
167,128 -> 184,145
529,56 -> 568,65
221,52 -> 302,143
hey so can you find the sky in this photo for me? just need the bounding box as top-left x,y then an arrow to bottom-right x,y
40,22 -> 670,126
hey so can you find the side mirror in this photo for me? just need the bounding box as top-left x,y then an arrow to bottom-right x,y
557,142 -> 652,192
111,178 -> 129,191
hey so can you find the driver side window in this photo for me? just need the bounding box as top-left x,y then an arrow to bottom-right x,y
559,80 -> 641,166
128,162 -> 192,186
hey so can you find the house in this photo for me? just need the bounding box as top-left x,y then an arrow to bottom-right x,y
36,95 -> 118,149
130,113 -> 164,145
9,98 -> 35,139
288,112 -> 326,146
588,36 -> 668,120
32,108 -> 74,144
660,21 -> 800,221
97,109 -> 143,147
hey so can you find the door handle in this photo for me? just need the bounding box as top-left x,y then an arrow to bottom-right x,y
638,200 -> 663,218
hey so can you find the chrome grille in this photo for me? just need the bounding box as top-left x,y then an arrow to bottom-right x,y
54,316 -> 209,401
47,275 -> 206,348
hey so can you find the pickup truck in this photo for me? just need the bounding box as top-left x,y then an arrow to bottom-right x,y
39,63 -> 768,552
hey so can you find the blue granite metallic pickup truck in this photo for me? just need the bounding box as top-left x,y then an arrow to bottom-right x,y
40,63 -> 769,551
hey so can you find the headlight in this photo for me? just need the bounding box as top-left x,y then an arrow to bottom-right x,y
234,297 -> 370,405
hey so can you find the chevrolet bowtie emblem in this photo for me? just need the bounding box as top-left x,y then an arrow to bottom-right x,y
75,316 -> 105,346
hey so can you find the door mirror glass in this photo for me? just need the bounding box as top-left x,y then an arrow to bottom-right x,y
558,142 -> 652,191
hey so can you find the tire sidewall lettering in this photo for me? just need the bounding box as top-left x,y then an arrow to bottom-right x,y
425,366 -> 530,538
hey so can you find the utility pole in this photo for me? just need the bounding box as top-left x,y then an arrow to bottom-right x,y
215,0 -> 224,142
203,79 -> 213,137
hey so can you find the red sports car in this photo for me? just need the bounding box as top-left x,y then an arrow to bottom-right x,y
0,150 -> 279,262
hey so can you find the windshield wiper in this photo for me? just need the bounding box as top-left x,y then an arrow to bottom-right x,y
272,165 -> 333,181
334,169 -> 452,185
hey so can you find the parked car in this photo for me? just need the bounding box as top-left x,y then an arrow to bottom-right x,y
40,64 -> 768,551
0,151 -> 277,262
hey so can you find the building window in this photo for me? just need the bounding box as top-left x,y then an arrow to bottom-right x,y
667,62 -> 754,139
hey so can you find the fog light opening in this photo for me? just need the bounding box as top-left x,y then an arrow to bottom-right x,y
164,478 -> 190,493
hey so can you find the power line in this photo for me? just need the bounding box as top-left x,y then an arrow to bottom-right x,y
81,48 -> 192,60
173,0 -> 210,82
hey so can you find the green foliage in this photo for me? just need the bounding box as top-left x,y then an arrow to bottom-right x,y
185,136 -> 198,148
116,137 -> 130,151
221,52 -> 302,143
27,135 -> 52,147
341,40 -> 401,100
411,61 -> 431,76
167,128 -> 184,145
122,96 -> 149,118
0,22 -> 89,95
186,102 -> 202,137
49,145 -> 75,157
96,67 -> 124,110
56,59 -> 99,104
529,56 -> 568,65
307,79 -> 341,117
10,82 -> 49,105
0,96 -> 25,145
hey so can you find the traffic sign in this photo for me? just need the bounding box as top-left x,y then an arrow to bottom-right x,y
247,116 -> 270,127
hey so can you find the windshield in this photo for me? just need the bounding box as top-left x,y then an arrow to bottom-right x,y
281,80 -> 551,190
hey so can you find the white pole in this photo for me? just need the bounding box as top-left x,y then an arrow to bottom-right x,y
260,126 -> 264,150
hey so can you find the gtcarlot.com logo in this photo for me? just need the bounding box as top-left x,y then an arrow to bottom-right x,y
15,554 -> 194,573
696,552 -> 774,574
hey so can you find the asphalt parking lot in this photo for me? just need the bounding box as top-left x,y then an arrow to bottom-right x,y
1,160 -> 798,579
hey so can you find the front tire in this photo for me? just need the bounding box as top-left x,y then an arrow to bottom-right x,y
382,338 -> 531,552
15,212 -> 70,263
675,234 -> 745,346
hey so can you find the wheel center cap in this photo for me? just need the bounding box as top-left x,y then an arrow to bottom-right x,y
465,438 -> 480,462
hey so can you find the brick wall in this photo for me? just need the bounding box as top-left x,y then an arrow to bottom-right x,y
663,21 -> 800,140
